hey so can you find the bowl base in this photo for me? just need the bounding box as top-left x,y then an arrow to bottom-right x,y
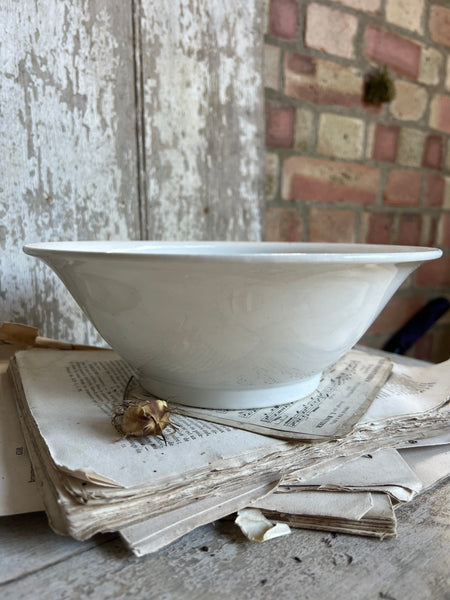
139,373 -> 323,410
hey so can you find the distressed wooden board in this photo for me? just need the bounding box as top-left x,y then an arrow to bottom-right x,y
0,0 -> 140,344
0,0 -> 266,345
139,0 -> 265,241
1,480 -> 448,599
0,512 -> 113,586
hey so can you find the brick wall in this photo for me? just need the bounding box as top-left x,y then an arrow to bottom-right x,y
264,0 -> 450,362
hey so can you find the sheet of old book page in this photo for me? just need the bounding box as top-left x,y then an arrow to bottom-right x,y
119,443 -> 448,555
170,350 -> 392,440
361,358 -> 450,423
120,480 -> 279,556
253,489 -> 374,520
10,349 -> 391,495
7,346 -> 448,538
173,356 -> 450,439
10,349 -> 449,494
11,350 -> 291,490
399,444 -> 450,489
259,492 -> 397,539
280,447 -> 423,502
0,361 -> 44,515
0,344 -> 44,516
5,350 -> 448,556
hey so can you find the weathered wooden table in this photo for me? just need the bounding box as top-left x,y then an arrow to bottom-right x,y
1,477 -> 448,600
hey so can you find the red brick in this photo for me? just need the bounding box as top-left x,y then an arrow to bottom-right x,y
364,25 -> 421,80
429,5 -> 450,47
362,212 -> 394,244
437,214 -> 450,247
269,0 -> 299,39
383,169 -> 421,206
367,294 -> 425,334
422,134 -> 443,169
429,95 -> 450,134
285,81 -> 362,107
309,208 -> 356,243
286,53 -> 317,76
397,214 -> 421,246
265,104 -> 295,148
416,254 -> 450,287
282,156 -> 379,204
284,52 -> 363,108
372,123 -> 399,162
265,207 -> 303,242
425,173 -> 445,207
440,96 -> 450,132
422,216 -> 438,247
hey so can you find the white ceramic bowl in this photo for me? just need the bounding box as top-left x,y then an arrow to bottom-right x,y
23,241 -> 442,409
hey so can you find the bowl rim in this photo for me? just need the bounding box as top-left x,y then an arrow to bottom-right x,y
23,241 -> 443,264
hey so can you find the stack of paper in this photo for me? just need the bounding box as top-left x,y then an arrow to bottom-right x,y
1,324 -> 449,557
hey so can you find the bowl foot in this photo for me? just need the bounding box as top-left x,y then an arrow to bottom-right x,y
139,373 -> 323,410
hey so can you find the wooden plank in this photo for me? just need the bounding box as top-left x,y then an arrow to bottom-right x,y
0,0 -> 265,345
1,481 -> 448,599
0,0 -> 140,344
0,513 -> 113,586
138,0 -> 265,241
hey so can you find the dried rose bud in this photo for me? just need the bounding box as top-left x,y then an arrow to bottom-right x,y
112,376 -> 176,442
129,400 -> 170,435
113,399 -> 175,440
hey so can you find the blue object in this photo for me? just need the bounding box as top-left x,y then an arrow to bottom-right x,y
383,297 -> 450,355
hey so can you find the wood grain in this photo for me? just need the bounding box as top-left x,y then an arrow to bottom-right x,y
0,0 -> 139,344
1,480 -> 448,599
0,512 -> 111,586
0,0 -> 265,344
139,0 -> 265,241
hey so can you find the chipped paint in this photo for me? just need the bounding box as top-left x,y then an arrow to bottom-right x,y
141,0 -> 264,241
0,0 -> 264,343
0,1 -> 139,343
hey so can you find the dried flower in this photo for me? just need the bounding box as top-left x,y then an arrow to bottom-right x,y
112,377 -> 176,442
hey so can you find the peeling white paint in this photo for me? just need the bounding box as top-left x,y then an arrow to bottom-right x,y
0,0 -> 264,343
141,0 -> 264,241
0,1 -> 139,343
